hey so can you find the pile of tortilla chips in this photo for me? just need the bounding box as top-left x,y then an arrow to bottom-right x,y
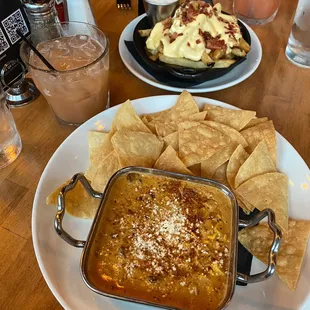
46,90 -> 309,291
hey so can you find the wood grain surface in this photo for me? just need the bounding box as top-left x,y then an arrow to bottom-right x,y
0,0 -> 309,309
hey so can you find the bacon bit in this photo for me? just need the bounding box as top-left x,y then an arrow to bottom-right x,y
187,42 -> 191,47
225,23 -> 237,37
162,17 -> 172,31
198,29 -> 226,50
181,0 -> 212,24
225,23 -> 235,31
199,29 -> 212,41
196,39 -> 201,44
181,11 -> 195,24
178,33 -> 184,36
217,16 -> 229,23
169,32 -> 179,43
206,38 -> 226,50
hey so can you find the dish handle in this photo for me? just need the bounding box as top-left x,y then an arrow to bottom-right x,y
236,209 -> 282,284
54,173 -> 103,248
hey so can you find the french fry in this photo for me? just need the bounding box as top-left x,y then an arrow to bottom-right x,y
138,29 -> 151,37
225,53 -> 235,59
201,51 -> 214,65
146,47 -> 159,61
213,59 -> 236,68
210,49 -> 225,60
149,54 -> 159,61
232,48 -> 246,57
159,54 -> 209,69
239,38 -> 251,53
147,48 -> 159,56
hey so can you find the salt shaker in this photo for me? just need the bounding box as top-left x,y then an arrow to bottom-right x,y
21,0 -> 60,46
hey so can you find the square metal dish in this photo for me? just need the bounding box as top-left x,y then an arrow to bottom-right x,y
55,167 -> 282,310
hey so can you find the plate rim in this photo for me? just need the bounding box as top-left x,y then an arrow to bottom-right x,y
119,14 -> 263,93
32,95 -> 310,310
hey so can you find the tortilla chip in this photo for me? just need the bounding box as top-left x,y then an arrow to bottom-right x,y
188,164 -> 201,176
111,129 -> 164,167
236,172 -> 288,232
111,100 -> 151,134
178,121 -> 200,130
91,151 -> 122,192
178,121 -> 231,167
84,131 -> 110,181
144,110 -> 166,122
141,116 -> 156,134
163,131 -> 178,152
88,131 -> 109,160
188,111 -> 207,121
203,104 -> 256,131
211,162 -> 229,186
201,143 -> 238,178
46,180 -> 99,219
153,90 -> 199,136
154,145 -> 193,175
241,121 -> 277,165
202,120 -> 248,148
155,123 -> 176,138
235,141 -> 277,188
226,145 -> 249,189
238,220 -> 310,290
242,117 -> 268,130
236,193 -> 251,214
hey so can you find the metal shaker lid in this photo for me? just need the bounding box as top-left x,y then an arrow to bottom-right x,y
21,0 -> 56,14
1,60 -> 40,107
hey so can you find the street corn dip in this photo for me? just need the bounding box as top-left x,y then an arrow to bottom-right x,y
85,172 -> 233,310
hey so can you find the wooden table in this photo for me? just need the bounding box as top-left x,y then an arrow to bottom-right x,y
0,0 -> 308,308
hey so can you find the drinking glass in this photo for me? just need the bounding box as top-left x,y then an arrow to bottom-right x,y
0,86 -> 22,169
20,22 -> 109,126
285,0 -> 310,68
233,0 -> 281,26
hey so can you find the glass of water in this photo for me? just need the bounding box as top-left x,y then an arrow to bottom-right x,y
233,0 -> 281,26
0,86 -> 22,169
286,0 -> 310,68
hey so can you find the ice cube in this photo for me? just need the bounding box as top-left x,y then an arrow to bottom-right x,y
57,48 -> 72,58
72,48 -> 91,62
69,34 -> 91,48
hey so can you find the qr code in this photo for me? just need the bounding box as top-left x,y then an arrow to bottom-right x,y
0,28 -> 10,55
2,9 -> 29,45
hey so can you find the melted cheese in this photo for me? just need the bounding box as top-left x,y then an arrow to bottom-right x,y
146,2 -> 242,61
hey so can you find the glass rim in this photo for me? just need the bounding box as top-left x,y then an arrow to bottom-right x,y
21,21 -> 109,74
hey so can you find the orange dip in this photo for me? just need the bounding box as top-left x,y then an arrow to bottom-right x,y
85,172 -> 232,310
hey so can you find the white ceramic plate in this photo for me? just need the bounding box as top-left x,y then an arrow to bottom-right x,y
33,95 -> 310,310
119,15 -> 262,93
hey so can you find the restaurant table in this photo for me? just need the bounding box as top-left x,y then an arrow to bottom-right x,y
0,0 -> 309,309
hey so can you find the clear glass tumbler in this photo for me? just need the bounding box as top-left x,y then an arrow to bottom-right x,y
20,22 -> 109,126
285,0 -> 310,68
0,86 -> 22,169
233,0 -> 281,26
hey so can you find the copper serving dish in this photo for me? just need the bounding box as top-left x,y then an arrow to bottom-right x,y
54,167 -> 282,310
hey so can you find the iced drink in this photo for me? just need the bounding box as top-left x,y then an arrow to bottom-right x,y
23,23 -> 109,125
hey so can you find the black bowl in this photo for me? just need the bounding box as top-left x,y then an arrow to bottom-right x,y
133,16 -> 251,83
